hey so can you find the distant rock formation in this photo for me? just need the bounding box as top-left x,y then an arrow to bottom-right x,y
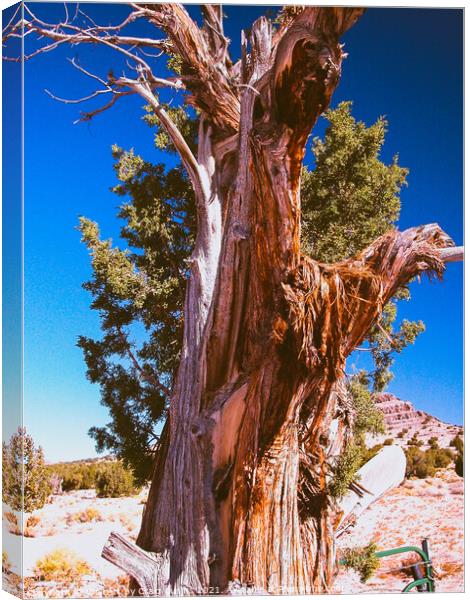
373,393 -> 461,448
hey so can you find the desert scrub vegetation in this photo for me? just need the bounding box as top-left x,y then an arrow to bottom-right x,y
405,445 -> 454,479
340,542 -> 380,583
406,432 -> 424,447
66,507 -> 103,525
24,514 -> 42,537
95,462 -> 141,498
34,548 -> 92,582
47,458 -> 141,495
47,460 -> 103,492
451,435 -> 464,477
2,551 -> 12,574
4,511 -> 20,535
2,428 -> 51,512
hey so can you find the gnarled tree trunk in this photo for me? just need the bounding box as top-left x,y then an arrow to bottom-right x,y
4,3 -> 462,594
100,5 -> 459,596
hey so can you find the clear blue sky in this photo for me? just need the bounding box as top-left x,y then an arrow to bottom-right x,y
8,4 -> 463,461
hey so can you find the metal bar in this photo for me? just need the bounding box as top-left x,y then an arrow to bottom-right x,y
374,546 -> 429,563
339,542 -> 435,593
402,578 -> 432,593
421,538 -> 434,592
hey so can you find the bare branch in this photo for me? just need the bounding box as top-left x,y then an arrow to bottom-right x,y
69,57 -> 109,87
126,79 -> 203,198
102,532 -> 169,597
440,245 -> 464,263
2,3 -> 22,38
44,86 -> 113,105
201,4 -> 231,66
4,4 -> 172,63
74,92 -> 134,124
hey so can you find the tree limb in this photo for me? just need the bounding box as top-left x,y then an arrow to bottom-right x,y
117,327 -> 170,398
440,245 -> 464,263
135,3 -> 239,131
102,532 -> 169,596
281,224 -> 461,381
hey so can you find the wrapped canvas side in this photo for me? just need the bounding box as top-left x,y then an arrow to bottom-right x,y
2,3 -> 24,598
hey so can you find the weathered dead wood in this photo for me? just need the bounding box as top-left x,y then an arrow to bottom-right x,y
102,532 -> 170,596
440,245 -> 464,262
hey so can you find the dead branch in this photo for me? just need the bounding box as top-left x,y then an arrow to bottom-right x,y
2,3 -> 203,195
102,532 -> 169,596
280,224 -> 460,382
440,245 -> 464,263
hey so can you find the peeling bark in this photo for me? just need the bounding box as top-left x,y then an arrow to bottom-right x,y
99,6 -> 461,596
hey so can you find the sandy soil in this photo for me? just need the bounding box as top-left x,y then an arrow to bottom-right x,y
2,470 -> 464,597
3,489 -> 146,597
335,468 -> 464,593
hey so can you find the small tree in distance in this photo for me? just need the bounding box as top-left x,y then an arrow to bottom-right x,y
2,428 -> 51,513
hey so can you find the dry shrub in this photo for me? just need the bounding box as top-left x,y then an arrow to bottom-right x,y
34,548 -> 92,582
118,513 -> 134,531
23,527 -> 39,538
25,514 -> 41,535
66,507 -> 103,525
434,561 -> 463,579
2,551 -> 12,574
4,511 -> 20,535
4,511 -> 18,525
102,575 -> 130,597
26,514 -> 40,528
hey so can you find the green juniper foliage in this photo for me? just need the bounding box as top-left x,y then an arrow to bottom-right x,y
328,371 -> 385,499
79,101 -> 424,483
405,445 -> 454,479
77,143 -> 195,485
302,101 -> 423,393
341,542 -> 381,583
2,428 -> 51,512
94,462 -> 141,498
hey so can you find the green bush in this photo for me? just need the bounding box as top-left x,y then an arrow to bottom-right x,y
48,461 -> 104,492
95,462 -> 141,498
405,447 -> 435,479
450,435 -> 463,453
428,436 -> 439,450
405,445 -> 454,479
341,542 -> 380,583
455,450 -> 463,477
429,448 -> 453,469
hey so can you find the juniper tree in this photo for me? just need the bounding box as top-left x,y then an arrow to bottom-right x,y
80,102 -> 421,484
4,5 -> 463,594
2,428 -> 50,513
78,150 -> 195,484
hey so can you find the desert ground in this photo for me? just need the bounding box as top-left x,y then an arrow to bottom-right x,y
2,464 -> 464,597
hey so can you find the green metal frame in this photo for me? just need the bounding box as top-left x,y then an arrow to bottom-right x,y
340,538 -> 435,593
